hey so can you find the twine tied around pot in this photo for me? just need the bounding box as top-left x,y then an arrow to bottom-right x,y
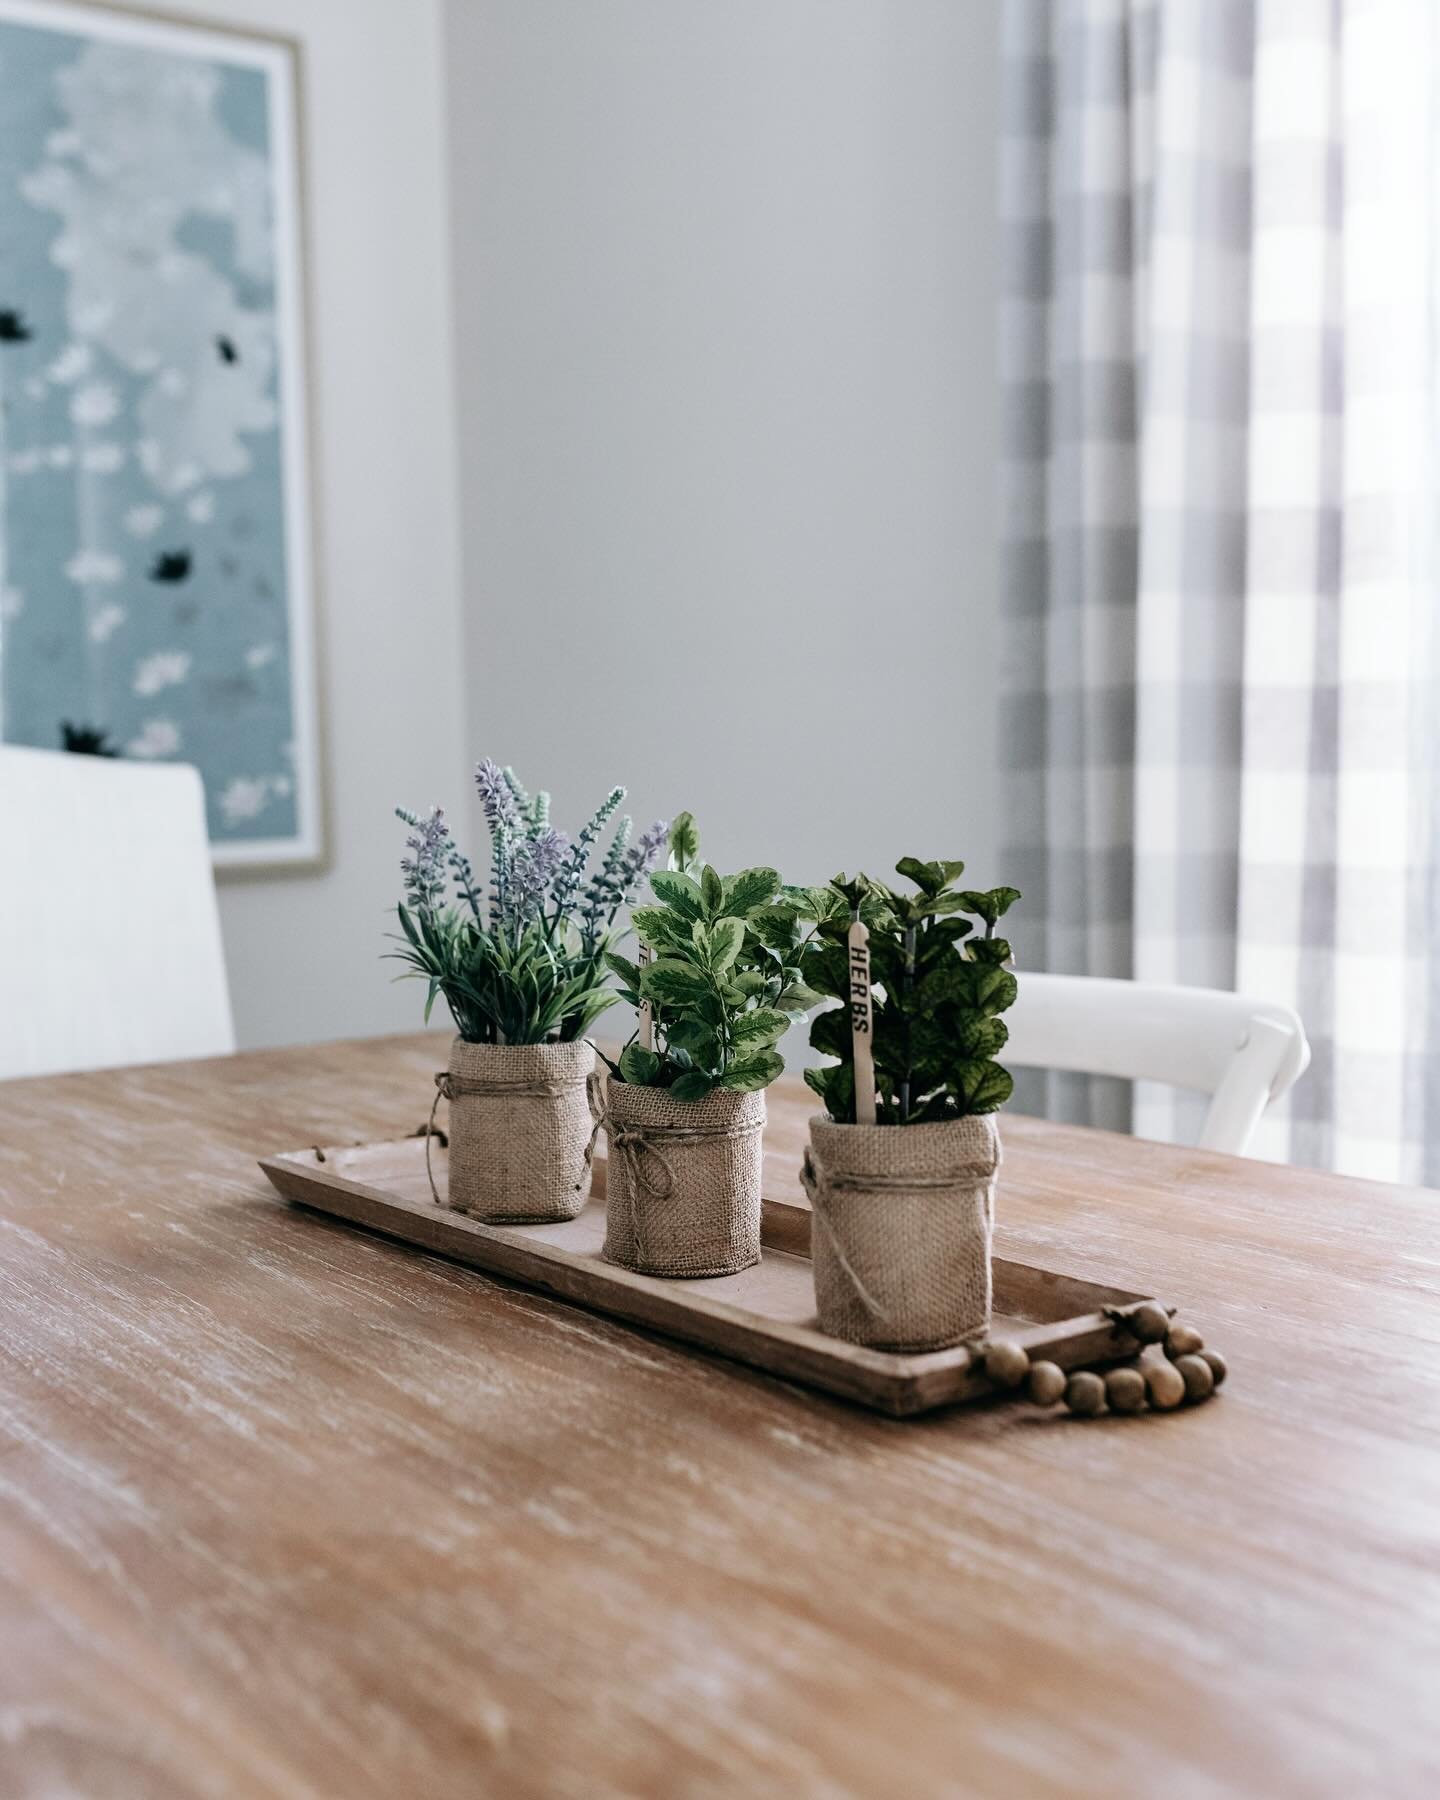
802,1113 -> 998,1351
589,1075 -> 766,1277
426,1064 -> 593,1206
586,1081 -> 759,1201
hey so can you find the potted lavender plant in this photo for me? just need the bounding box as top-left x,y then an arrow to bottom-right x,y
392,761 -> 665,1224
594,814 -> 820,1278
798,863 -> 1020,1351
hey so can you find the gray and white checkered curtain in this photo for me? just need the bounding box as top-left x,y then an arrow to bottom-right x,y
1001,0 -> 1440,1181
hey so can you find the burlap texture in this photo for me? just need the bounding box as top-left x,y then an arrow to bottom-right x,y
441,1038 -> 595,1223
803,1112 -> 999,1352
597,1076 -> 765,1278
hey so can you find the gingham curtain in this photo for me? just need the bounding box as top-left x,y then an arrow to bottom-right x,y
1001,0 -> 1440,1181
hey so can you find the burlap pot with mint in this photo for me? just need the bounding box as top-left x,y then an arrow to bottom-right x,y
802,1112 -> 999,1352
428,1038 -> 596,1223
596,1076 -> 765,1278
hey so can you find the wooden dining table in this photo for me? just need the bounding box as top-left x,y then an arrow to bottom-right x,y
1,1030 -> 1437,1798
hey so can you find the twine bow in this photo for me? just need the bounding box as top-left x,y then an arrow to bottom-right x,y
586,1079 -> 761,1222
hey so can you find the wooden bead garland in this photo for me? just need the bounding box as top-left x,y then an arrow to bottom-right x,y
980,1302 -> 1227,1420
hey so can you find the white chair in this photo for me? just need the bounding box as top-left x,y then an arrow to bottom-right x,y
0,745 -> 235,1080
1003,973 -> 1309,1156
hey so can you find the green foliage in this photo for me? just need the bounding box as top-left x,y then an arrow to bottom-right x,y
391,899 -> 620,1045
801,860 -> 1021,1126
604,815 -> 817,1101
387,767 -> 668,1045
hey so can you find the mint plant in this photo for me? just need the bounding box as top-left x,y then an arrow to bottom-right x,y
602,813 -> 821,1100
802,860 -> 1020,1125
390,761 -> 666,1044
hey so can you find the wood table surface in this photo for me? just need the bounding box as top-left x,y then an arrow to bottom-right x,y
1,1032 -> 1438,1799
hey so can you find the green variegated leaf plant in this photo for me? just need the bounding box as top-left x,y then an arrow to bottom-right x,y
802,860 -> 1021,1125
601,813 -> 824,1102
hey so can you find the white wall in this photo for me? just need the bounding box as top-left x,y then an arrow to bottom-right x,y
444,0 -> 1001,894
142,0 -> 467,1048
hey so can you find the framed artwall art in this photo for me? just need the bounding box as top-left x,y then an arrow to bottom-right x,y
0,0 -> 321,868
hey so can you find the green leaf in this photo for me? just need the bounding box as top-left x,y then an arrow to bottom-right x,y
666,1018 -> 719,1065
972,966 -> 1018,1016
705,917 -> 745,973
650,870 -> 706,921
619,1044 -> 661,1086
731,970 -> 766,997
775,980 -> 822,1013
640,958 -> 710,1007
955,1060 -> 1014,1113
748,906 -> 801,953
809,1006 -> 851,1059
603,952 -> 641,989
967,937 -> 1012,966
806,1060 -> 854,1121
700,863 -> 724,918
731,1008 -> 789,1047
629,906 -> 692,952
917,891 -> 971,917
895,856 -> 946,896
668,812 -> 700,871
671,1069 -> 715,1102
719,1050 -> 784,1091
722,866 -> 781,915
958,886 -> 1022,928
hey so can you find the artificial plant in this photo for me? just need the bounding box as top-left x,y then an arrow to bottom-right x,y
802,860 -> 1021,1125
390,761 -> 666,1045
601,813 -> 821,1100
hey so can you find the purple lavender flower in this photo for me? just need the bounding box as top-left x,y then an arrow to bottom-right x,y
475,759 -> 521,834
396,804 -> 450,917
622,819 -> 669,891
507,826 -> 570,922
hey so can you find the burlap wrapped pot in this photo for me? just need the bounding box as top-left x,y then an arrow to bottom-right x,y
801,1112 -> 999,1352
427,1038 -> 596,1223
595,1076 -> 765,1278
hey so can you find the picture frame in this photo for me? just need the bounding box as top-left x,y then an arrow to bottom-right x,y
0,0 -> 322,869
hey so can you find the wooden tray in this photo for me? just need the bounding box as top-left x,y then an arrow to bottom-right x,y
259,1138 -> 1153,1416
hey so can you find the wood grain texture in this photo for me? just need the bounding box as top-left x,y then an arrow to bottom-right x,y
2,1031 -> 1439,1798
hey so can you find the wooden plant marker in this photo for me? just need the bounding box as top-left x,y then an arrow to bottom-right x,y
637,942 -> 655,1051
848,913 -> 876,1125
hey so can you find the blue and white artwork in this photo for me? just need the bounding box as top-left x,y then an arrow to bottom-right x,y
0,0 -> 319,865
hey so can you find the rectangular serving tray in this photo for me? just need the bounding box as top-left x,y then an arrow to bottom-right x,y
259,1138 -> 1151,1416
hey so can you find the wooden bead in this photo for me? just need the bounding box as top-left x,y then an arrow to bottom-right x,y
1174,1354 -> 1215,1403
984,1342 -> 1030,1389
1128,1302 -> 1171,1344
1199,1349 -> 1228,1389
1025,1360 -> 1067,1407
1064,1371 -> 1105,1416
1164,1324 -> 1205,1360
1104,1366 -> 1147,1414
1145,1360 -> 1186,1411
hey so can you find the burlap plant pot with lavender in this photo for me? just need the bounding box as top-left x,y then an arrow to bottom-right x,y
430,1038 -> 596,1224
802,1112 -> 999,1352
596,1075 -> 765,1278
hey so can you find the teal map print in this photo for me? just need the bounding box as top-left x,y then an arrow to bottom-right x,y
0,7 -> 313,858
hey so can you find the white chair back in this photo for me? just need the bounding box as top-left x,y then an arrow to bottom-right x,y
1004,972 -> 1309,1155
0,746 -> 235,1080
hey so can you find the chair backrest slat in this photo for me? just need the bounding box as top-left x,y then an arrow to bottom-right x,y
1004,973 -> 1309,1156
